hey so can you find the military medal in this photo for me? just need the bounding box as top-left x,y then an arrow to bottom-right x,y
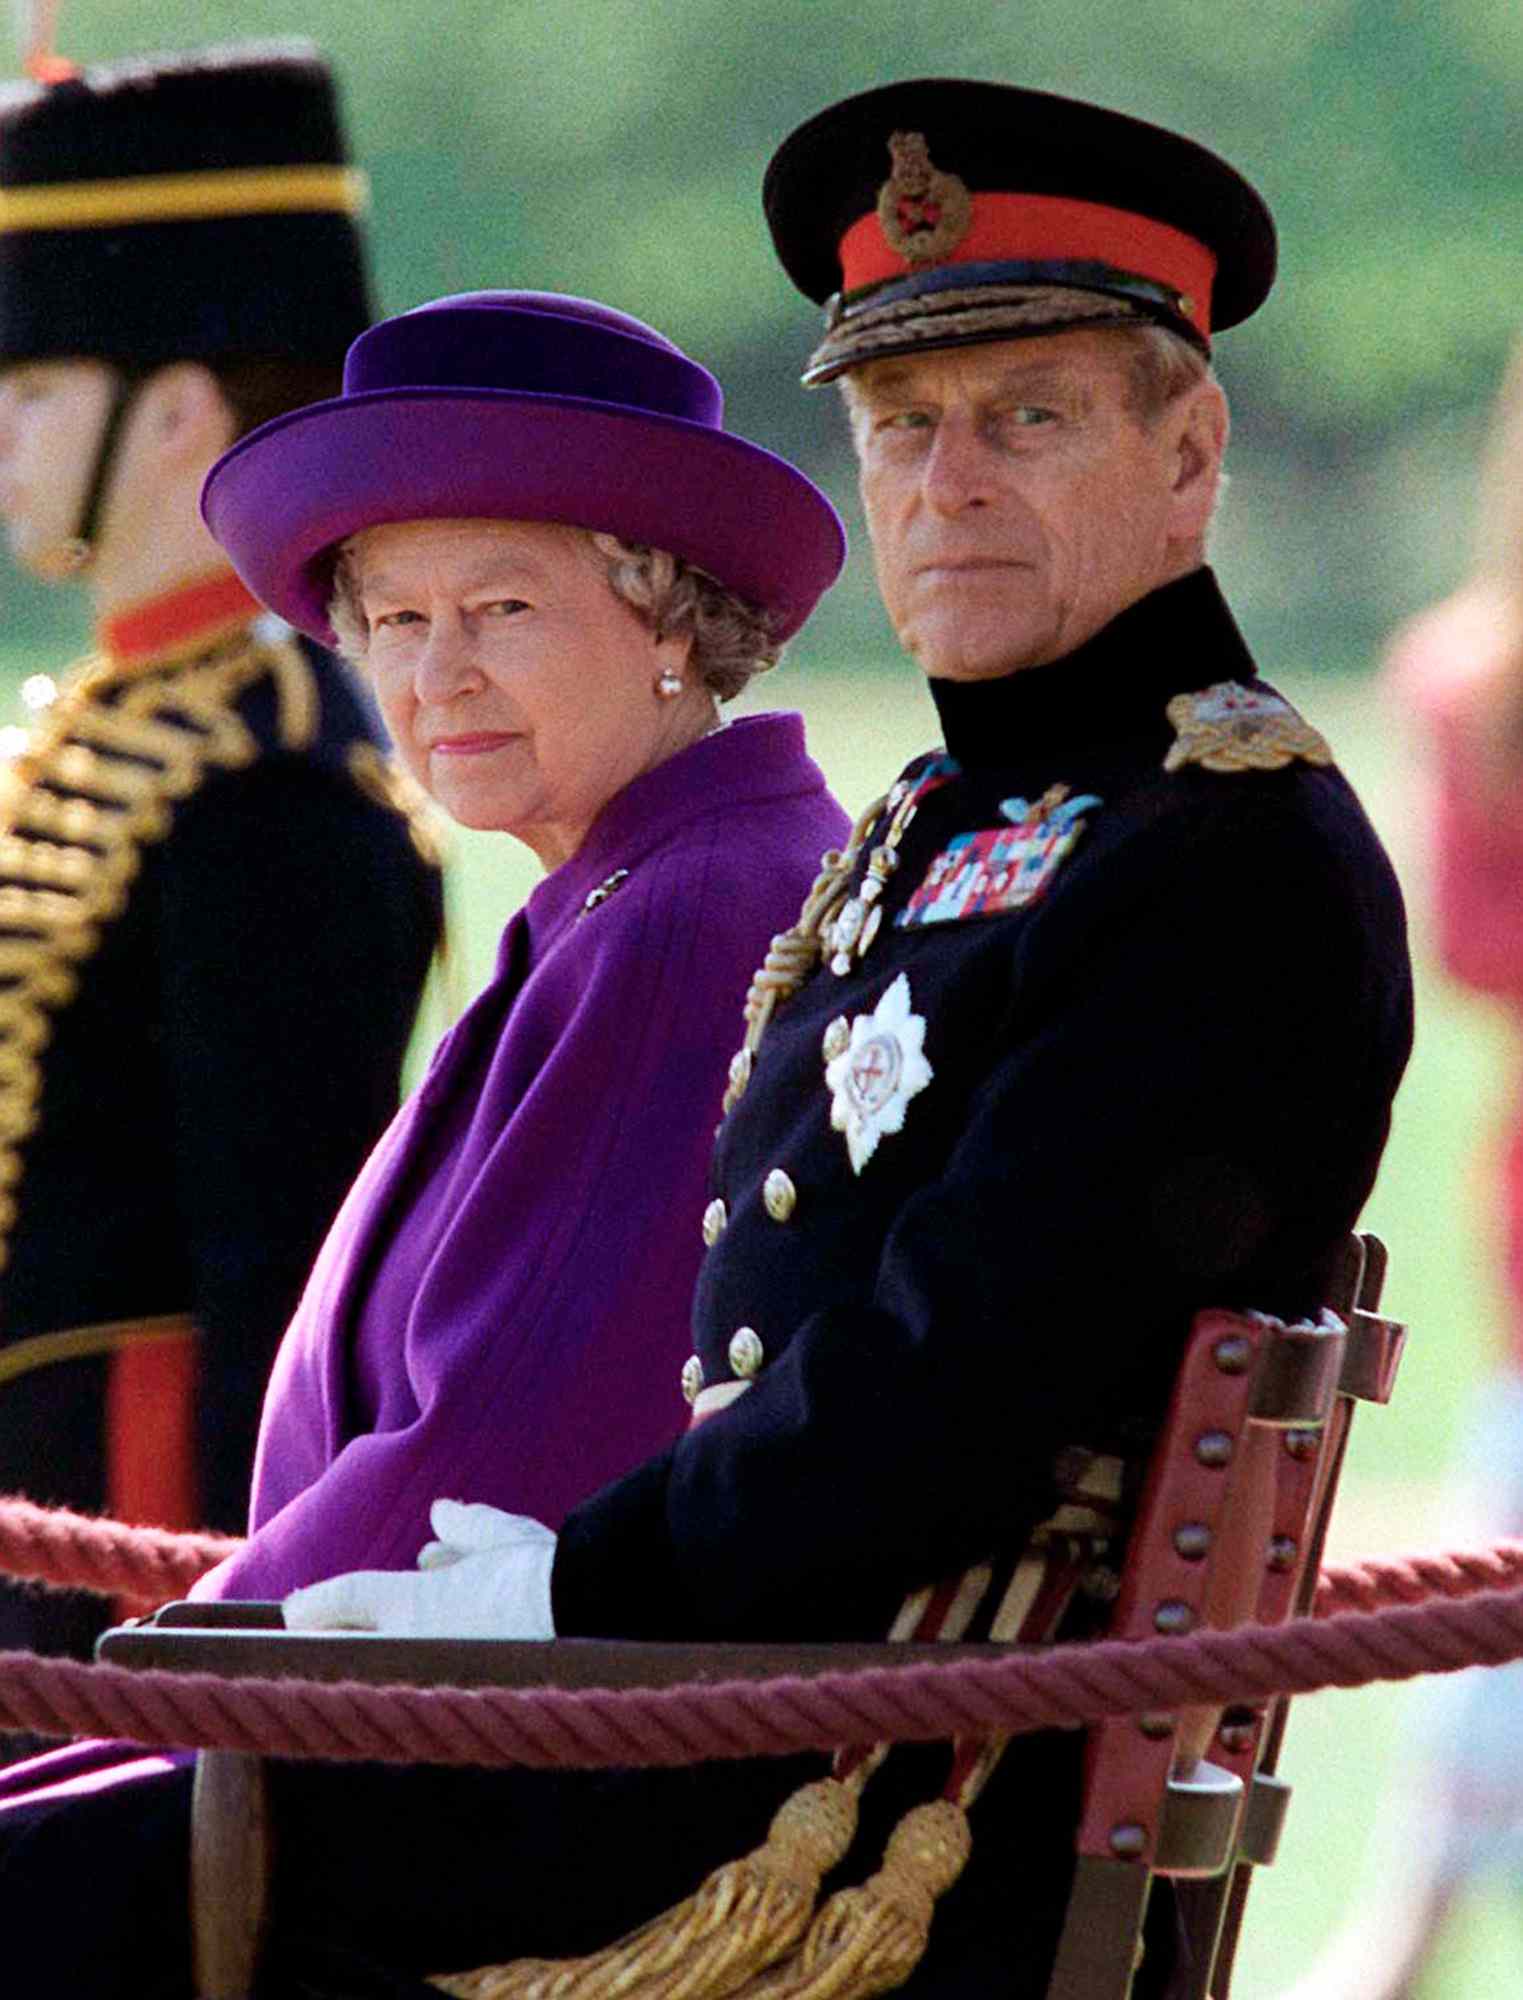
827,758 -> 957,976
825,972 -> 933,1173
1163,683 -> 1332,775
900,785 -> 1102,928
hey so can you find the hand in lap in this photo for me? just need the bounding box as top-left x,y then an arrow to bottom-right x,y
283,1499 -> 557,1637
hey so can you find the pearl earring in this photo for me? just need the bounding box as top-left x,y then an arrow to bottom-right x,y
656,669 -> 684,698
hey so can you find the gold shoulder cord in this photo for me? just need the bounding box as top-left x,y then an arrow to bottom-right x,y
720,792 -> 888,1115
0,629 -> 310,1275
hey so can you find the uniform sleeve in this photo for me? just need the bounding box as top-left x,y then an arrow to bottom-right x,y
554,794 -> 1411,1640
195,819 -> 796,1599
154,756 -> 439,1531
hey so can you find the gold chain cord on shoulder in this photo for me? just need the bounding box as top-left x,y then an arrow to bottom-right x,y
721,792 -> 888,1115
0,632 -> 308,1277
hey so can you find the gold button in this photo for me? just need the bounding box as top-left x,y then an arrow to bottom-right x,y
680,1354 -> 704,1405
763,1169 -> 797,1222
702,1198 -> 728,1246
728,1047 -> 753,1096
728,1326 -> 765,1378
822,1015 -> 850,1062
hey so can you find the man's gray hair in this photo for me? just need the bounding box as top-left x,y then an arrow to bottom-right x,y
838,318 -> 1214,438
1120,322 -> 1214,425
328,530 -> 781,701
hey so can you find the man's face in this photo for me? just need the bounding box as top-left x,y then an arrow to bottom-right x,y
0,359 -> 114,579
850,328 -> 1224,680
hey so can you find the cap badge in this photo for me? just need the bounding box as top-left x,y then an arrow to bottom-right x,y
1163,684 -> 1334,775
876,131 -> 972,268
825,972 -> 933,1174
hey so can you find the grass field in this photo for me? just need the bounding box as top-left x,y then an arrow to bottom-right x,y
0,639 -> 1516,1992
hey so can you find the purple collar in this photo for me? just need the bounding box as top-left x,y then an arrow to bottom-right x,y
514,711 -> 819,955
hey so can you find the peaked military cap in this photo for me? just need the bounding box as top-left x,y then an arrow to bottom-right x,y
763,78 -> 1276,385
0,39 -> 372,367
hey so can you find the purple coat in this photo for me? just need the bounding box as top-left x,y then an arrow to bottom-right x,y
194,713 -> 844,1601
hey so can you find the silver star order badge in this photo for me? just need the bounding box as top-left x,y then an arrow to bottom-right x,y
825,973 -> 934,1173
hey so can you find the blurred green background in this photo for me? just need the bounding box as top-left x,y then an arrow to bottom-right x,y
6,2 -> 1523,1990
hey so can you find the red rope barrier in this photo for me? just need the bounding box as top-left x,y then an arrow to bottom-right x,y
1313,1539 -> 1523,1615
4,1583 -> 1523,1770
7,1494 -> 1523,1775
4,1487 -> 1522,1630
0,1497 -> 238,1608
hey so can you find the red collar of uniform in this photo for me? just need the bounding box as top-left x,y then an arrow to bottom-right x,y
97,570 -> 263,669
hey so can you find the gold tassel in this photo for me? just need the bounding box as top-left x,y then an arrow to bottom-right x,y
732,1799 -> 971,2000
432,1572 -> 1002,2000
433,1772 -> 867,2000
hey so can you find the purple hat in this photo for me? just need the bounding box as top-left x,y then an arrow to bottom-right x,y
201,290 -> 846,645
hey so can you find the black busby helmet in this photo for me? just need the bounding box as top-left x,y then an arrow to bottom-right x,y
763,78 -> 1276,386
0,39 -> 373,369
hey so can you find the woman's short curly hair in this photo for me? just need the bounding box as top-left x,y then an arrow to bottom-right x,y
327,527 -> 782,702
586,534 -> 780,701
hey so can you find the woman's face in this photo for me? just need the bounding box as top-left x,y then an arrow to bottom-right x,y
353,518 -> 698,868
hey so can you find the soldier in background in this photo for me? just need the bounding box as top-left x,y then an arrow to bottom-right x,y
0,37 -> 444,1662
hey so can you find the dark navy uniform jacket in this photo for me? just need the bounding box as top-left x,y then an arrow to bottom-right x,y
0,606 -> 442,1658
554,567 -> 1412,1649
534,568 -> 1411,1993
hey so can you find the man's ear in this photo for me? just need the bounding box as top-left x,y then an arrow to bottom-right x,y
1167,377 -> 1229,547
131,362 -> 237,471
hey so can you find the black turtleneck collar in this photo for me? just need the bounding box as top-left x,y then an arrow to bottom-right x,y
927,567 -> 1257,769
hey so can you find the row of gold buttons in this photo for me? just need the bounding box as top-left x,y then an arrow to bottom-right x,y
701,1165 -> 798,1247
682,1325 -> 765,1405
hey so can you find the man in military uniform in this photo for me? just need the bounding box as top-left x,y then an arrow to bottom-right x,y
0,41 -> 443,1662
0,80 -> 1414,2000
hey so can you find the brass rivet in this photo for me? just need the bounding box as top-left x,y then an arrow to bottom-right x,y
680,1355 -> 704,1406
1173,1522 -> 1211,1561
1154,1601 -> 1195,1636
1213,1335 -> 1253,1375
701,1198 -> 727,1247
728,1326 -> 765,1379
1283,1429 -> 1320,1462
763,1169 -> 797,1222
1195,1431 -> 1234,1468
1178,293 -> 1195,317
1109,1823 -> 1148,1861
1218,1717 -> 1257,1754
1267,1535 -> 1298,1572
1137,1712 -> 1176,1741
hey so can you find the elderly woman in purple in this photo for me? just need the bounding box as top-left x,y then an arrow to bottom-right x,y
182,288 -> 847,1603
0,290 -> 846,1988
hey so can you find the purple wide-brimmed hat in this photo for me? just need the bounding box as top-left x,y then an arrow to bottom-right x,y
201,289 -> 846,645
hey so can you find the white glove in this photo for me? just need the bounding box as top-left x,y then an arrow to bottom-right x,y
283,1499 -> 557,1638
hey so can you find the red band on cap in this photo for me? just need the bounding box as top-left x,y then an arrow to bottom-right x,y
841,193 -> 1217,339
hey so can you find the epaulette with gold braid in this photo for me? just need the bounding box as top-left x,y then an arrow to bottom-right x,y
0,625 -> 315,1274
1163,681 -> 1333,775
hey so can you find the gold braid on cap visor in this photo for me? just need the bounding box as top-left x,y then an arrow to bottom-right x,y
0,163 -> 369,233
804,281 -> 1153,386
